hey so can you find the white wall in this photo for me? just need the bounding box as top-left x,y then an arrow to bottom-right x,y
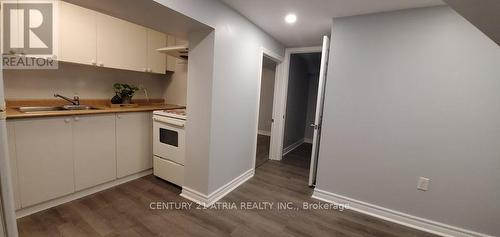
258,67 -> 275,133
153,0 -> 285,194
317,6 -> 500,236
3,62 -> 167,100
184,30 -> 214,194
164,61 -> 188,106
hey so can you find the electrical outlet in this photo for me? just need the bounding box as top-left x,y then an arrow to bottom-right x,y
417,177 -> 430,191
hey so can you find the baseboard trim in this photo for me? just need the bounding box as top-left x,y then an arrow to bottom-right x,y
16,170 -> 153,218
181,169 -> 254,207
312,189 -> 491,237
258,130 -> 271,136
283,139 -> 304,156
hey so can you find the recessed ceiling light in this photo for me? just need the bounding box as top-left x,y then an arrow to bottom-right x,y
285,14 -> 297,24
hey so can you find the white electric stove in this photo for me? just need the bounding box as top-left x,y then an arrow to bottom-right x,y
152,108 -> 186,186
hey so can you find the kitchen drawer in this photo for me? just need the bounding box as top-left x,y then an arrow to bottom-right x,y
153,156 -> 183,186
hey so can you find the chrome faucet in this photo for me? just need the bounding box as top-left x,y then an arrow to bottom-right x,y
54,94 -> 80,105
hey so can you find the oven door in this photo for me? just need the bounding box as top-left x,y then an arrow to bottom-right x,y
153,116 -> 185,165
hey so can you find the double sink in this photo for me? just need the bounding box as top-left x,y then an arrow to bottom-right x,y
18,105 -> 100,113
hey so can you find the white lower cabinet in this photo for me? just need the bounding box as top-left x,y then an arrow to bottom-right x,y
73,114 -> 116,191
6,121 -> 21,210
13,117 -> 74,208
116,112 -> 152,178
7,112 -> 153,209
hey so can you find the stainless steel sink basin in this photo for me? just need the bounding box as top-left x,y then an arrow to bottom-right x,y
61,105 -> 98,110
18,105 -> 99,113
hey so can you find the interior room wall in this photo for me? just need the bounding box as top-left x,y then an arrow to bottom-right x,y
3,62 -> 168,101
316,6 -> 500,236
164,60 -> 188,106
258,63 -> 276,134
153,0 -> 285,194
183,30 -> 214,195
284,54 -> 310,149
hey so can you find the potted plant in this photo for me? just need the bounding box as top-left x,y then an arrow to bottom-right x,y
113,83 -> 139,104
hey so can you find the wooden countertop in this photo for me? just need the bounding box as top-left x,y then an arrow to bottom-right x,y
5,99 -> 185,119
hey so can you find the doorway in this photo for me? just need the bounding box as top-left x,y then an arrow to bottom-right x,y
267,36 -> 331,186
255,56 -> 278,168
281,53 -> 321,168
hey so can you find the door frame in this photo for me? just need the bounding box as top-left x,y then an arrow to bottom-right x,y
270,46 -> 322,161
252,47 -> 284,168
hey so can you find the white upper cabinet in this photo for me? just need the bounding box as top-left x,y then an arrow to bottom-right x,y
14,117 -> 74,207
58,2 -> 170,73
122,23 -> 148,72
96,13 -> 125,69
96,12 -> 148,72
73,114 -> 117,191
116,112 -> 153,178
147,30 -> 167,74
59,1 -> 97,65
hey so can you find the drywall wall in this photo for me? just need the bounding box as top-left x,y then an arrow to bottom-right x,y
152,0 -> 285,194
258,66 -> 276,133
3,62 -> 167,100
164,60 -> 188,106
284,54 -> 310,148
316,6 -> 500,236
183,30 -> 214,194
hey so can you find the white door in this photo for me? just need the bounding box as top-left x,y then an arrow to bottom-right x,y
308,36 -> 330,186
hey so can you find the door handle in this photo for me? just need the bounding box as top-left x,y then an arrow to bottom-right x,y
310,124 -> 319,130
153,117 -> 185,127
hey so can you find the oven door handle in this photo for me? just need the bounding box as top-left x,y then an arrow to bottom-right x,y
153,116 -> 185,127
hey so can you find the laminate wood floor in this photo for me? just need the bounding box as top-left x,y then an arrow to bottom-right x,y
255,134 -> 271,168
17,144 -> 437,237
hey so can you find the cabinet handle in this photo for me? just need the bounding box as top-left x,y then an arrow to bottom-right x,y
117,114 -> 121,119
74,116 -> 80,121
91,59 -> 96,65
64,118 -> 71,123
98,62 -> 104,67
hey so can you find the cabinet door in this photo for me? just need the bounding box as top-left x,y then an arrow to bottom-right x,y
59,1 -> 97,65
97,13 -> 147,72
116,112 -> 152,178
6,121 -> 21,210
147,30 -> 166,74
14,117 -> 74,207
166,35 -> 177,72
96,13 -> 125,69
122,23 -> 148,72
73,114 -> 116,191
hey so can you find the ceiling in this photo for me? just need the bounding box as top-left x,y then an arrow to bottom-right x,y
221,0 -> 445,47
443,0 -> 500,46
